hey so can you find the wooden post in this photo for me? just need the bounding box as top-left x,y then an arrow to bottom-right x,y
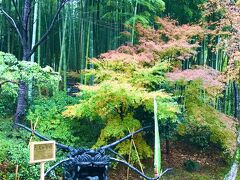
40,162 -> 45,180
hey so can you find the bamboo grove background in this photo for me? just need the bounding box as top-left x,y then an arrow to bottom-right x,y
0,0 -> 238,119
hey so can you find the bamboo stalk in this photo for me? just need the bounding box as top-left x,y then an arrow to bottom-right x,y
131,0 -> 138,44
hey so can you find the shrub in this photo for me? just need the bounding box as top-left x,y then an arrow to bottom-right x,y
183,160 -> 200,172
0,51 -> 61,117
0,88 -> 17,117
179,81 -> 237,158
0,119 -> 40,179
0,118 -> 65,179
180,124 -> 211,150
26,92 -> 101,148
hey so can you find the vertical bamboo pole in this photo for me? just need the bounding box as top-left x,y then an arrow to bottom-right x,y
58,10 -> 67,73
84,22 -> 91,85
131,0 -> 138,44
79,0 -> 85,84
154,96 -> 161,177
7,0 -> 11,53
38,0 -> 41,65
31,0 -> 39,62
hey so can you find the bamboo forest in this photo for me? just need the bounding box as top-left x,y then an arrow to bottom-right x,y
0,0 -> 240,179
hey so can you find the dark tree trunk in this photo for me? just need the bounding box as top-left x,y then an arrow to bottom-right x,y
23,47 -> 31,61
15,81 -> 28,124
16,0 -> 31,124
233,81 -> 239,120
22,0 -> 32,61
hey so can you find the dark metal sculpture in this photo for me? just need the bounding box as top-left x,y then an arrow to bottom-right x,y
16,123 -> 171,180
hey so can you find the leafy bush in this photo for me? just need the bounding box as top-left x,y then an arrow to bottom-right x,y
177,81 -> 237,158
183,160 -> 200,172
62,80 -> 179,163
0,91 -> 17,117
0,119 -> 39,179
0,118 -> 66,179
236,148 -> 240,162
0,51 -> 61,117
0,119 -> 17,163
7,144 -> 40,179
26,92 -> 101,148
179,124 -> 211,149
0,135 -> 11,163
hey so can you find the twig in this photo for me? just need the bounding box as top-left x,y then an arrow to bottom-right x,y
11,0 -> 22,22
127,128 -> 134,180
30,0 -> 69,59
129,128 -> 144,174
101,125 -> 151,150
0,9 -> 23,43
0,80 -> 19,87
29,118 -> 38,143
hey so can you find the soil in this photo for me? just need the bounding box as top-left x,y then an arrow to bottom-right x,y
109,141 -> 227,180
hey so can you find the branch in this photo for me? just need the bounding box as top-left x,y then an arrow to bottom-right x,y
0,80 -> 19,87
0,9 -> 23,43
101,125 -> 152,150
110,158 -> 172,180
15,123 -> 73,151
29,0 -> 68,58
11,0 -> 22,22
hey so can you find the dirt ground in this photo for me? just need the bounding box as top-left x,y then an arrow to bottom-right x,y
109,141 -> 228,180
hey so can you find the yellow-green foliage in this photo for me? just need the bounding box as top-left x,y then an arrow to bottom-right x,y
64,81 -> 178,120
86,58 -> 171,90
63,58 -> 179,162
0,51 -> 60,92
181,81 -> 236,157
63,81 -> 179,162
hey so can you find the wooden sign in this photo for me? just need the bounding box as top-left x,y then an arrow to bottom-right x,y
29,141 -> 56,164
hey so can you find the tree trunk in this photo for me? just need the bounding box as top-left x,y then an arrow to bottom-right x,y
233,81 -> 239,120
15,81 -> 28,124
22,0 -> 31,61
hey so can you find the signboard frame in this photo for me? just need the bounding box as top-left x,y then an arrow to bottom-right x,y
29,141 -> 56,164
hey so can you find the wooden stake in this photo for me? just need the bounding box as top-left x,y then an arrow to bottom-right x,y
15,164 -> 19,180
40,162 -> 45,180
